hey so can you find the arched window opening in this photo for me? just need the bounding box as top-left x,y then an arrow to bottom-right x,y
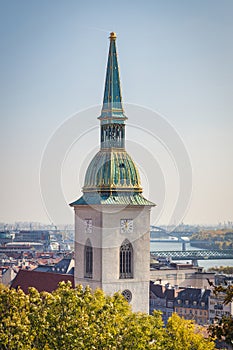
122,289 -> 132,303
84,239 -> 93,279
120,239 -> 133,279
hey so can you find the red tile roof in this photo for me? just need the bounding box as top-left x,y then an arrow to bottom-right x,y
11,269 -> 74,293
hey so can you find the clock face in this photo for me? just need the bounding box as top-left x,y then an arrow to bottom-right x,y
84,219 -> 92,233
120,219 -> 133,233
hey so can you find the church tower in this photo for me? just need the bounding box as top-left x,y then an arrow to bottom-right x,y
70,32 -> 155,313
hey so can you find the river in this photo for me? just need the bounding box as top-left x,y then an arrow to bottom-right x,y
150,241 -> 233,271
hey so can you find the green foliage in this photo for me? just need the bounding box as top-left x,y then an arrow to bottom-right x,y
0,283 -> 215,349
208,285 -> 233,346
209,315 -> 233,347
213,285 -> 233,306
207,265 -> 233,274
0,284 -> 32,350
165,313 -> 215,350
191,230 -> 233,250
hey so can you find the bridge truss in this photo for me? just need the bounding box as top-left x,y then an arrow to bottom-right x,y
150,249 -> 233,261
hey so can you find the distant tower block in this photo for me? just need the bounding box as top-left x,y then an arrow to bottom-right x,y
70,33 -> 155,313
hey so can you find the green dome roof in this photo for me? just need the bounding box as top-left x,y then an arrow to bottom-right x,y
83,150 -> 142,193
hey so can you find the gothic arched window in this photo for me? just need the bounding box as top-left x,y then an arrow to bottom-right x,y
84,239 -> 93,278
120,239 -> 133,279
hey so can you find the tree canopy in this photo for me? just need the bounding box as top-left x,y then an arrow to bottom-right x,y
0,282 -> 215,350
208,284 -> 233,347
208,266 -> 233,274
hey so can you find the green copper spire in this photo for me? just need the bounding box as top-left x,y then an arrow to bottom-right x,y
99,32 -> 127,123
70,32 -> 156,206
99,32 -> 127,149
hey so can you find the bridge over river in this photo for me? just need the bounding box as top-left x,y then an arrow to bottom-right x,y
150,249 -> 233,262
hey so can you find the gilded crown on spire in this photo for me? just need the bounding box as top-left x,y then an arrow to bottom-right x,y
109,32 -> 117,40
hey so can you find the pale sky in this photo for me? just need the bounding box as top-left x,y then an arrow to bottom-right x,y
0,0 -> 233,225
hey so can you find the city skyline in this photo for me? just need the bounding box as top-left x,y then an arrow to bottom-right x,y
1,1 -> 233,225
